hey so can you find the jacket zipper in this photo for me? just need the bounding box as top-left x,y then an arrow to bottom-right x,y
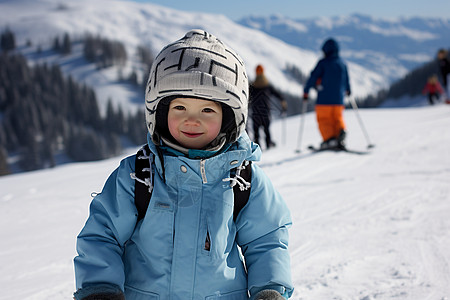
200,161 -> 209,252
200,159 -> 207,183
204,230 -> 211,251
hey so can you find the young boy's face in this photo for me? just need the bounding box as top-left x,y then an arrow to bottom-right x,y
168,97 -> 223,149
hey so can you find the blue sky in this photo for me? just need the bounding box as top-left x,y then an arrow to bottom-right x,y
126,0 -> 450,20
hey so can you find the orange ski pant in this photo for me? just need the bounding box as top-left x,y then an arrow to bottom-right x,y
315,104 -> 346,141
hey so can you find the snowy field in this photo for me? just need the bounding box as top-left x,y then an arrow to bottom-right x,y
1,102 -> 450,299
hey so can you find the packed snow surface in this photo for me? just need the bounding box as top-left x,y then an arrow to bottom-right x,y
1,101 -> 450,299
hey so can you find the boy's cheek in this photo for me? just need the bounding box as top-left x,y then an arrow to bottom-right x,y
168,119 -> 180,137
207,123 -> 221,139
210,122 -> 221,133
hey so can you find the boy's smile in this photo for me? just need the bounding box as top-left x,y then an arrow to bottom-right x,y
168,97 -> 223,149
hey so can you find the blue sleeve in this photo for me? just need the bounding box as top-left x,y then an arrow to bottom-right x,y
74,156 -> 138,294
304,60 -> 324,94
344,64 -> 351,94
235,164 -> 294,298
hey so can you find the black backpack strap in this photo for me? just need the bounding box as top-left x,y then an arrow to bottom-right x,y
132,144 -> 153,222
232,161 -> 252,221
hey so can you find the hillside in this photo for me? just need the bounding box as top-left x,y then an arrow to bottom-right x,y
0,0 -> 388,112
1,103 -> 449,299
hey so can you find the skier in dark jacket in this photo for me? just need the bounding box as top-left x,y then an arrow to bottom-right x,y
303,38 -> 351,149
249,64 -> 287,149
437,48 -> 450,103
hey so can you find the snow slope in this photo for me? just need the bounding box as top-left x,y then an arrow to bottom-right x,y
1,100 -> 450,299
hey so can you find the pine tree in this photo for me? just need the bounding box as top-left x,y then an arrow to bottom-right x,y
0,145 -> 9,176
285,63 -> 307,85
137,45 -> 154,67
83,35 -> 127,69
53,36 -> 61,52
62,33 -> 71,55
127,109 -> 147,145
1,28 -> 16,53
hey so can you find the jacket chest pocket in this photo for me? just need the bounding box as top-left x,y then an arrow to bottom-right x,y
136,191 -> 175,252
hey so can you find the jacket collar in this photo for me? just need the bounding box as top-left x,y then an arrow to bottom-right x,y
147,131 -> 261,179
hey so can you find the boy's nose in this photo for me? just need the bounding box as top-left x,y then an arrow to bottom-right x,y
185,114 -> 200,125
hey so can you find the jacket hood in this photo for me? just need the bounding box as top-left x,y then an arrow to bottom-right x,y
232,130 -> 262,162
322,38 -> 339,57
252,74 -> 270,89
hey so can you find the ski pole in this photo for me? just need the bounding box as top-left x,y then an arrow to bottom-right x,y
348,96 -> 375,149
295,100 -> 308,153
281,111 -> 287,145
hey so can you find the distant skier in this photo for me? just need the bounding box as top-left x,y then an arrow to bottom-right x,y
249,64 -> 287,149
303,38 -> 351,150
422,75 -> 444,105
437,48 -> 450,103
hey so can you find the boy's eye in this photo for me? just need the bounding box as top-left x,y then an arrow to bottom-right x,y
202,108 -> 215,113
173,105 -> 185,110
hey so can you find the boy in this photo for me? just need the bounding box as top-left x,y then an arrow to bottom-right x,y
303,38 -> 351,150
73,30 -> 293,300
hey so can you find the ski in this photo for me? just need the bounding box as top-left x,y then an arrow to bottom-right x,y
307,145 -> 370,155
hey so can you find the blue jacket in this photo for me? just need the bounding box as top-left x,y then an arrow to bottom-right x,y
74,132 -> 293,300
304,38 -> 351,105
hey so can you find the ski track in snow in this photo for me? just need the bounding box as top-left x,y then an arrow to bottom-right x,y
259,104 -> 450,299
1,104 -> 450,299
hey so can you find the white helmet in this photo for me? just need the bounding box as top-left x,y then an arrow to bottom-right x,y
145,29 -> 249,145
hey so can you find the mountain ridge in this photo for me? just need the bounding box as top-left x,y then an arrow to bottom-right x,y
238,13 -> 450,81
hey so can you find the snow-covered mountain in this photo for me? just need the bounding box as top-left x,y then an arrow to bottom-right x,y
0,0 -> 388,115
238,14 -> 450,82
2,102 -> 450,299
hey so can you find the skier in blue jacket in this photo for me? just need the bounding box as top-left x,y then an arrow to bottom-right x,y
74,29 -> 294,300
303,38 -> 351,150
